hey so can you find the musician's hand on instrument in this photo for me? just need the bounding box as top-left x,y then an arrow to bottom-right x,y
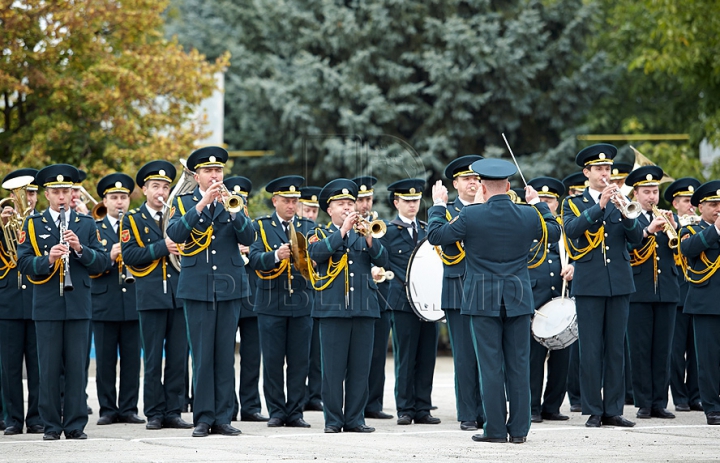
0,206 -> 13,225
714,212 -> 720,230
648,216 -> 665,234
599,184 -> 614,209
341,211 -> 357,236
432,180 -> 448,204
238,244 -> 250,254
666,211 -> 678,229
110,243 -> 121,261
74,200 -> 89,215
277,243 -> 291,260
561,264 -> 574,281
165,238 -> 180,255
525,185 -> 539,203
48,243 -> 69,264
371,266 -> 383,282
63,229 -> 82,252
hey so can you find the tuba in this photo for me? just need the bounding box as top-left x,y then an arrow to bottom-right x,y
0,175 -> 35,265
160,159 -> 198,272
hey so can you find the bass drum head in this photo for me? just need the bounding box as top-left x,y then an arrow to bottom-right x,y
531,296 -> 577,350
406,238 -> 445,322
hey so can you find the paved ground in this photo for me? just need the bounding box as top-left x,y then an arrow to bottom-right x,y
1,355 -> 719,462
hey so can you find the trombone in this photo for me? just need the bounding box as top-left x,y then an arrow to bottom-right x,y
651,204 -> 679,249
354,211 -> 386,239
76,185 -> 106,220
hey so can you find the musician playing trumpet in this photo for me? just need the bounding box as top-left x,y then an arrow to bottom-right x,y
624,166 -> 680,420
561,144 -> 642,428
17,164 -> 108,440
90,173 -> 143,426
664,178 -> 703,413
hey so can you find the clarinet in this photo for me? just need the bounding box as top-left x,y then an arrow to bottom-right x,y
117,210 -> 135,285
58,205 -> 74,296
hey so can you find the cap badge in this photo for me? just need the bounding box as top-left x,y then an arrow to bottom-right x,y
360,185 -> 367,191
598,153 -> 606,160
158,170 -> 166,177
289,185 -> 296,192
612,169 -> 619,175
542,185 -> 549,192
311,195 -> 317,201
716,189 -> 720,197
409,188 -> 416,194
56,175 -> 64,182
209,156 -> 216,163
646,174 -> 653,181
115,181 -> 123,188
233,185 -> 241,193
342,188 -> 349,195
689,185 -> 695,192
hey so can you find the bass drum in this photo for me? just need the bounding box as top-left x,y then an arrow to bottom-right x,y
405,238 -> 445,322
531,296 -> 578,350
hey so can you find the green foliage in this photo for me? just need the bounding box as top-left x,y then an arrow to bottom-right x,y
165,0 -> 611,192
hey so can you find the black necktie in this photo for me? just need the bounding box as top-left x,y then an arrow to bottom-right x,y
114,222 -> 119,235
411,221 -> 418,245
282,221 -> 291,240
208,201 -> 216,217
156,211 -> 163,230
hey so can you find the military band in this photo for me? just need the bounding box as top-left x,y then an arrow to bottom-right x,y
4,144 -> 720,444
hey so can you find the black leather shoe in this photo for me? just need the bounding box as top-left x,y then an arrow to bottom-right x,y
0,420 -> 5,431
286,418 -> 311,428
344,424 -> 375,433
97,415 -> 117,425
267,417 -> 284,427
509,436 -> 527,444
651,408 -> 675,419
365,410 -> 394,419
146,417 -> 163,430
241,412 -> 269,422
585,415 -> 602,427
397,414 -> 412,425
531,414 -> 543,423
472,434 -> 506,443
690,402 -> 704,411
164,416 -> 193,429
4,425 -> 22,435
430,405 -> 438,410
324,425 -> 340,433
65,430 -> 87,439
570,404 -> 582,412
414,415 -> 441,424
675,403 -> 690,412
541,412 -> 569,421
192,422 -> 210,437
87,406 -> 94,415
120,413 -> 146,424
304,400 -> 324,411
706,413 -> 720,425
601,415 -> 635,427
636,408 -> 651,419
26,424 -> 44,434
43,431 -> 61,440
625,397 -> 634,405
212,423 -> 241,435
460,421 -> 478,431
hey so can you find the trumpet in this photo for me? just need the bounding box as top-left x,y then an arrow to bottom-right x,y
215,181 -> 244,214
373,267 -> 395,283
602,178 -> 641,219
651,204 -> 679,249
679,214 -> 701,227
58,205 -> 74,296
354,211 -> 386,239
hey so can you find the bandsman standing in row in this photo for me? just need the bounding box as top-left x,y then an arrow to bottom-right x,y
121,161 -> 192,431
91,173 -> 144,426
678,181 -> 720,425
562,144 -> 642,428
249,176 -> 315,429
666,177 -> 703,412
298,185 -> 324,413
527,177 -> 574,424
0,169 -> 43,435
167,146 -> 256,437
381,179 -> 440,426
226,176 -> 268,423
18,164 -> 109,440
307,179 -> 389,433
625,166 -> 678,420
437,155 -> 485,431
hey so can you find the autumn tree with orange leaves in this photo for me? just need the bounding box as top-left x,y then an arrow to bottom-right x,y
0,0 -> 229,190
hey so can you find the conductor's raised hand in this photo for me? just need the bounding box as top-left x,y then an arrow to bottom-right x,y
432,180 -> 448,204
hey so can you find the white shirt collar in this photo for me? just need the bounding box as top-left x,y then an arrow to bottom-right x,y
398,214 -> 416,226
49,208 -> 71,225
145,203 -> 161,217
587,188 -> 602,204
107,215 -> 119,229
457,197 -> 472,206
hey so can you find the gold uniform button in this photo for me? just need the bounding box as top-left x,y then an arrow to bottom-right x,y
350,287 -> 354,292
551,286 -> 556,291
656,256 -> 660,261
398,250 -> 402,253
604,233 -> 609,237
289,289 -> 294,294
168,274 -> 172,278
548,260 -> 553,264
290,275 -> 294,280
211,250 -> 216,254
606,259 -> 611,263
348,260 -> 353,265
657,269 -> 662,274
550,272 -> 555,277
605,246 -> 610,250
212,235 -> 216,240
350,273 -> 354,277
122,288 -> 127,293
212,265 -> 217,270
199,219 -> 204,223
21,284 -> 27,289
